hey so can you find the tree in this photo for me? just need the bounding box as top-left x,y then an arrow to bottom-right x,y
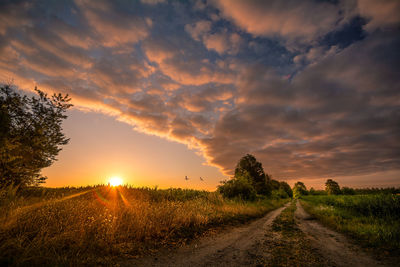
270,179 -> 281,190
234,154 -> 270,195
325,179 -> 341,195
293,181 -> 308,198
218,171 -> 257,200
0,84 -> 72,187
279,181 -> 293,198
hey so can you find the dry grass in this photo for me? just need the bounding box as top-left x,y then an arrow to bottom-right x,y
0,185 -> 287,265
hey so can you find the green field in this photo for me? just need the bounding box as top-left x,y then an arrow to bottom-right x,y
0,185 -> 287,266
301,194 -> 400,254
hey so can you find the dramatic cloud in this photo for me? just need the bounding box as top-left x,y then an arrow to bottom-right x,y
356,0 -> 400,31
203,31 -> 400,178
75,0 -> 151,47
211,0 -> 341,44
0,0 -> 399,184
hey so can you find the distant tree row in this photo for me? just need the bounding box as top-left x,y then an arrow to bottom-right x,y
218,154 -> 400,201
291,178 -> 400,198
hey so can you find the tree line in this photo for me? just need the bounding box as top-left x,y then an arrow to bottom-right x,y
219,154 -> 400,200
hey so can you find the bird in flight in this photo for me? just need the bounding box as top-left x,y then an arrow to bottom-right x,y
200,177 -> 204,181
185,176 -> 189,180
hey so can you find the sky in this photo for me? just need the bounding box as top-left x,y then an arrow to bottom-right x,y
0,0 -> 399,190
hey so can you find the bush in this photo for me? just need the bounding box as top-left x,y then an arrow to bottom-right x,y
218,173 -> 257,201
341,187 -> 355,195
271,188 -> 289,199
279,181 -> 293,198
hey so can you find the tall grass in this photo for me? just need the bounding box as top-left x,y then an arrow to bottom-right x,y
301,194 -> 400,254
0,185 -> 287,265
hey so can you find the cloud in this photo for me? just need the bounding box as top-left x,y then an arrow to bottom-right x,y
356,0 -> 400,31
211,0 -> 341,44
140,0 -> 166,5
203,31 -> 242,55
75,0 -> 151,47
199,31 -> 400,179
186,20 -> 243,55
0,0 -> 399,185
143,35 -> 235,85
185,20 -> 212,41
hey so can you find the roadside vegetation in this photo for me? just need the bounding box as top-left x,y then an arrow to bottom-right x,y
301,194 -> 400,255
291,178 -> 400,256
0,184 -> 288,266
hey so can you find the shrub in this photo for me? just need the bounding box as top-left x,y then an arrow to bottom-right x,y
218,173 -> 257,200
271,188 -> 289,199
279,181 -> 293,198
341,187 -> 355,195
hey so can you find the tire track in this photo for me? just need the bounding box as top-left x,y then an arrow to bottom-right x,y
122,203 -> 290,267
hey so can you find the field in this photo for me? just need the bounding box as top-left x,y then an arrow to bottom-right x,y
0,185 -> 287,266
301,194 -> 400,255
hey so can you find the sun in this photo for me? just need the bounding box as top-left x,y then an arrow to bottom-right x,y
109,176 -> 123,187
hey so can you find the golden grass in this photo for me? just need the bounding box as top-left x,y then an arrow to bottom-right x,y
0,185 -> 287,265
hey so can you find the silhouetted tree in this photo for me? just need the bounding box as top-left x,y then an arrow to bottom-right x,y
279,181 -> 293,198
325,179 -> 341,195
0,84 -> 72,187
293,181 -> 308,198
234,154 -> 270,195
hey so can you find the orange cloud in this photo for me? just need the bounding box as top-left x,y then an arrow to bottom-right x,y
75,0 -> 150,47
211,0 -> 340,43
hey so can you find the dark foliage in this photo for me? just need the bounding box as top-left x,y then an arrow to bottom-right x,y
0,84 -> 72,187
353,187 -> 400,195
234,154 -> 270,195
341,187 -> 355,195
325,179 -> 341,195
218,171 -> 257,200
309,187 -> 326,195
279,181 -> 293,198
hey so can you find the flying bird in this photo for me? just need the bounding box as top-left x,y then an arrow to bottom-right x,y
200,177 -> 204,181
185,176 -> 189,180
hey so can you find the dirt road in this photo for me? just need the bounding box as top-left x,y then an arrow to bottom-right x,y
122,201 -> 389,267
295,201 -> 387,267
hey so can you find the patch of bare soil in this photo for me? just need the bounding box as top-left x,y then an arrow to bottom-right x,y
295,200 -> 389,267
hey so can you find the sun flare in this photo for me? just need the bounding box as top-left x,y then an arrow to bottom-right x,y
109,176 -> 123,187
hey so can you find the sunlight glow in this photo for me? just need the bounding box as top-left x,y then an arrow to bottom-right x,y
109,176 -> 123,187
